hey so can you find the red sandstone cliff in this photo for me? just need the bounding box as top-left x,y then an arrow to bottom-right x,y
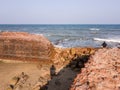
70,48 -> 120,90
0,32 -> 55,61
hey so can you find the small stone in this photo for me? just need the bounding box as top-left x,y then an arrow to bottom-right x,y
6,87 -> 13,90
32,82 -> 42,90
70,48 -> 76,55
9,76 -> 20,86
90,50 -> 95,55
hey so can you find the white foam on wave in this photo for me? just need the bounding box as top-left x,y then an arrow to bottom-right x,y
33,33 -> 44,36
46,34 -> 52,36
90,28 -> 100,31
54,45 -> 65,48
94,38 -> 120,43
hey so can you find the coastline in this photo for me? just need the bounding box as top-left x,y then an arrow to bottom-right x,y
0,31 -> 119,90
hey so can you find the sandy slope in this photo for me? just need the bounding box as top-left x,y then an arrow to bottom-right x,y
0,62 -> 45,90
0,61 -> 81,90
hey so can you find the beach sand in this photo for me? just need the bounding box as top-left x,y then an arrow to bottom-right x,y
0,60 -> 80,90
0,62 -> 43,90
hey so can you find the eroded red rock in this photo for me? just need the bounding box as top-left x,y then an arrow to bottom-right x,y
0,32 -> 55,61
71,48 -> 120,90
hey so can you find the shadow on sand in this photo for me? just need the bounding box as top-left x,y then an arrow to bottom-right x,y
40,55 -> 90,90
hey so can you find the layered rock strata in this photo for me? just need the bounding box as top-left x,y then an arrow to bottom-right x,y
0,32 -> 55,62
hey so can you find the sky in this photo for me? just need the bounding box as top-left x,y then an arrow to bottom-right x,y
0,0 -> 120,24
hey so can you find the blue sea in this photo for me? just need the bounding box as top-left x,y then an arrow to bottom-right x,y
0,24 -> 120,48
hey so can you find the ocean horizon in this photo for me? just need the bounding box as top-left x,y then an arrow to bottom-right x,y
0,24 -> 120,48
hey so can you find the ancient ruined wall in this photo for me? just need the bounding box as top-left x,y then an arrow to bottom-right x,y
0,32 -> 55,61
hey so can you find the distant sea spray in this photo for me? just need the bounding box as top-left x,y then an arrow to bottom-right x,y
89,28 -> 100,31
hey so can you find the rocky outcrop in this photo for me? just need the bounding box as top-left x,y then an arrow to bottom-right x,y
0,32 -> 55,62
52,47 -> 97,71
70,48 -> 120,90
0,32 -> 100,90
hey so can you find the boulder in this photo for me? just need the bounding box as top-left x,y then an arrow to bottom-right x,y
0,32 -> 55,61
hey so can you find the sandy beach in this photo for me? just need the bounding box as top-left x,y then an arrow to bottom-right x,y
0,63 -> 42,90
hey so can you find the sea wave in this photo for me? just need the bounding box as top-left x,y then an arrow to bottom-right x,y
54,45 -> 65,48
33,33 -> 44,36
94,38 -> 120,43
44,34 -> 74,37
54,37 -> 89,45
89,28 -> 100,31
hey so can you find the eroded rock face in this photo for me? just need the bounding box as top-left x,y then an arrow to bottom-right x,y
0,32 -> 55,61
70,48 -> 120,90
51,47 -> 96,71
